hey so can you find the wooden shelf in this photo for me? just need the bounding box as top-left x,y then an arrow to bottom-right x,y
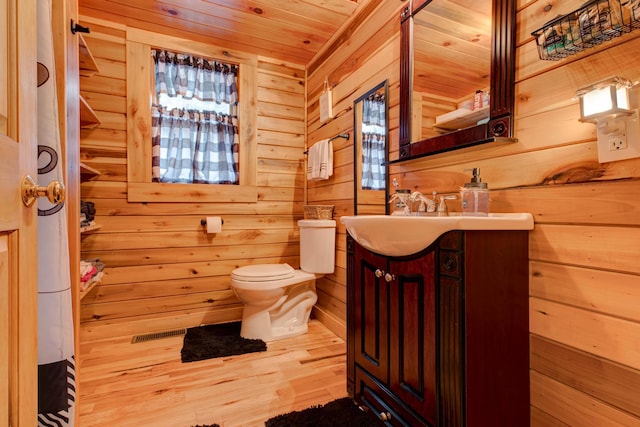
78,30 -> 104,304
80,223 -> 101,234
79,34 -> 100,77
80,95 -> 101,128
434,106 -> 489,132
79,278 -> 101,300
80,161 -> 101,181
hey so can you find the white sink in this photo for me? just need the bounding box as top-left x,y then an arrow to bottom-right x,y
341,213 -> 534,257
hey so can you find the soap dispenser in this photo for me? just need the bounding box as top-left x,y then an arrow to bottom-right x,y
460,168 -> 489,216
389,178 -> 411,215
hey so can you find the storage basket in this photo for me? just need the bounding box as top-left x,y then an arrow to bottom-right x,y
531,0 -> 639,61
304,205 -> 334,220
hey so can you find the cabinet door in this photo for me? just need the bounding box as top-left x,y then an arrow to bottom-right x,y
355,366 -> 426,426
354,243 -> 389,383
389,253 -> 437,425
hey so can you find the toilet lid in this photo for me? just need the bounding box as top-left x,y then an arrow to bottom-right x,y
231,263 -> 295,282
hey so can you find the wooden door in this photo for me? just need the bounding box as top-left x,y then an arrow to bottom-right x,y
0,0 -> 40,425
353,244 -> 389,383
389,253 -> 437,425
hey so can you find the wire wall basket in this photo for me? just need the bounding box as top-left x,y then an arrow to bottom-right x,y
532,0 -> 640,61
304,205 -> 334,220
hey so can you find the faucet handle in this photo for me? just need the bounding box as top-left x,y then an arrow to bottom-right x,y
437,195 -> 458,216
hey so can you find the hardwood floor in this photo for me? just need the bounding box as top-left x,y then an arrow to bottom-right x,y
78,320 -> 347,427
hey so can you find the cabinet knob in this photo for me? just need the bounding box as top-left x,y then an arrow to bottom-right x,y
443,255 -> 457,272
384,272 -> 395,282
375,269 -> 384,278
380,411 -> 392,421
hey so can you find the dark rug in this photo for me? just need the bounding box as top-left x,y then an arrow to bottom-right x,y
181,322 -> 267,363
265,397 -> 375,427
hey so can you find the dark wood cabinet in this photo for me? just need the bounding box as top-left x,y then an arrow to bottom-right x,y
347,230 -> 530,426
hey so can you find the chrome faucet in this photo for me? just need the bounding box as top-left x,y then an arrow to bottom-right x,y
389,188 -> 457,216
408,191 -> 436,214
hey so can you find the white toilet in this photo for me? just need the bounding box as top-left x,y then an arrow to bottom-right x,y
230,219 -> 336,342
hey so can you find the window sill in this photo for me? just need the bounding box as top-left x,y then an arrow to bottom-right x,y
127,182 -> 258,203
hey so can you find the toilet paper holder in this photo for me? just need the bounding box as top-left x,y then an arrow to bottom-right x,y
200,218 -> 224,226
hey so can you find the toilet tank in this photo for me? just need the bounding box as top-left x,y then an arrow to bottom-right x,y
298,219 -> 336,274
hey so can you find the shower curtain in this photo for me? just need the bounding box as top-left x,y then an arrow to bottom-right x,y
37,0 -> 76,425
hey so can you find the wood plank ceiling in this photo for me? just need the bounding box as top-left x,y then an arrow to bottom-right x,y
78,0 -> 369,66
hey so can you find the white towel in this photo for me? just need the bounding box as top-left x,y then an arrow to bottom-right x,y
307,139 -> 333,181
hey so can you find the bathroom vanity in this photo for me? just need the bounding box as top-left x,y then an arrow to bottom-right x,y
345,228 -> 530,426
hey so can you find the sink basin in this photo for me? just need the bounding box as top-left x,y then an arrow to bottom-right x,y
341,213 -> 534,256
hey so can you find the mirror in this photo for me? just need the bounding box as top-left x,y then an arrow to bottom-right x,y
397,0 -> 516,160
353,80 -> 389,215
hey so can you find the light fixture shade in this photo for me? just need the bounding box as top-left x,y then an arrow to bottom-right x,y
577,77 -> 633,122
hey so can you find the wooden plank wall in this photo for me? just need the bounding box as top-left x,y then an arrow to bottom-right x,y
77,16 -> 307,341
308,0 -> 640,423
306,0 -> 404,339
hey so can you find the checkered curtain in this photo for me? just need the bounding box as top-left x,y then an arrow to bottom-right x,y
151,50 -> 239,184
361,93 -> 386,190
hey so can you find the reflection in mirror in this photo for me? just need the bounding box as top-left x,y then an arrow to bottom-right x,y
412,0 -> 491,142
397,0 -> 516,160
354,80 -> 389,215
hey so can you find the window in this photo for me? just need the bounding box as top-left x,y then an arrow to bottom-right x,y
151,50 -> 239,185
126,30 -> 257,203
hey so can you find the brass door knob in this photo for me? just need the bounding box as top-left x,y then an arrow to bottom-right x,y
21,175 -> 66,207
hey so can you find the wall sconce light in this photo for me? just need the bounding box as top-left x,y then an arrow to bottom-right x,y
576,77 -> 640,163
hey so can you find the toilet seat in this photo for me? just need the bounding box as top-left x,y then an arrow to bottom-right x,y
231,263 -> 295,282
231,263 -> 316,290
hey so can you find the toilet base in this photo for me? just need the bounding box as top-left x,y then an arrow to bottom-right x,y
240,317 -> 310,342
236,280 -> 317,342
270,323 -> 310,341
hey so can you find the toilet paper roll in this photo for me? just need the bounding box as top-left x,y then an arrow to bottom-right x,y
205,216 -> 223,234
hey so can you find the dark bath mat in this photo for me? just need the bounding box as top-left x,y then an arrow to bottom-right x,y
265,397 -> 375,427
181,321 -> 266,363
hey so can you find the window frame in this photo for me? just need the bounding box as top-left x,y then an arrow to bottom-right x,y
126,28 -> 257,202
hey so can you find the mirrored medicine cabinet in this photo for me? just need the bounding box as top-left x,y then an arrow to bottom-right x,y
395,0 -> 517,162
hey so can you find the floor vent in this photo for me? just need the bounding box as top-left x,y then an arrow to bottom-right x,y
131,328 -> 187,344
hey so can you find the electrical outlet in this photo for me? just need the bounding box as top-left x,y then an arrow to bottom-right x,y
597,111 -> 640,163
609,136 -> 627,151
